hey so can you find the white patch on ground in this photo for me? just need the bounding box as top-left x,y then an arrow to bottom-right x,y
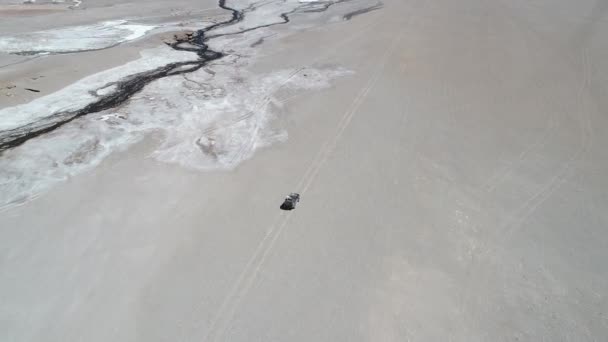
149,62 -> 352,170
0,54 -> 352,208
0,0 -> 356,209
0,20 -> 156,55
0,45 -> 196,131
95,84 -> 118,97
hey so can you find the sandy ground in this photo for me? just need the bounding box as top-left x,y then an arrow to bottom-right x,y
1,34 -> 164,108
2,0 -> 608,341
0,0 -> 225,108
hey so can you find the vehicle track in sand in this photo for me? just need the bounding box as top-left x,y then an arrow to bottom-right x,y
457,4 -> 596,334
196,24 -> 404,342
174,14 -> 390,341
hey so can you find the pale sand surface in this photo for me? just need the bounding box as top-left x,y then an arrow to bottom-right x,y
1,34 -> 162,108
2,0 -> 608,341
0,6 -> 68,16
0,0 -> 225,108
0,0 -> 222,32
0,27 -> 225,108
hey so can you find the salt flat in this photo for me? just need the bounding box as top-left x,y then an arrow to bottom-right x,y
1,0 -> 608,341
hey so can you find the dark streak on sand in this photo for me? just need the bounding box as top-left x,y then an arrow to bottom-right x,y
343,1 -> 382,20
0,0 -> 349,152
250,37 -> 264,48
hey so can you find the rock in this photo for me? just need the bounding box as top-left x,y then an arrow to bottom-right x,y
164,30 -> 196,44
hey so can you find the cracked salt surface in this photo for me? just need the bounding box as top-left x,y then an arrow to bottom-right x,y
209,0 -> 337,37
0,40 -> 352,209
0,45 -> 195,131
0,0 -> 362,208
0,63 -> 351,208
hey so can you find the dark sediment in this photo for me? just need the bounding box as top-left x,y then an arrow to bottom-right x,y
0,0 -> 349,153
0,0 -> 241,152
343,2 -> 382,20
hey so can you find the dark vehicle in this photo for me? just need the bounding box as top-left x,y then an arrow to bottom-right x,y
280,193 -> 300,210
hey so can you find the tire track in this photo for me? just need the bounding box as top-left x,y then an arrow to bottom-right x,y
199,27 -> 404,342
204,18 -> 385,167
497,47 -> 594,237
479,12 -> 559,194
459,4 -> 595,320
174,15 -> 387,341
